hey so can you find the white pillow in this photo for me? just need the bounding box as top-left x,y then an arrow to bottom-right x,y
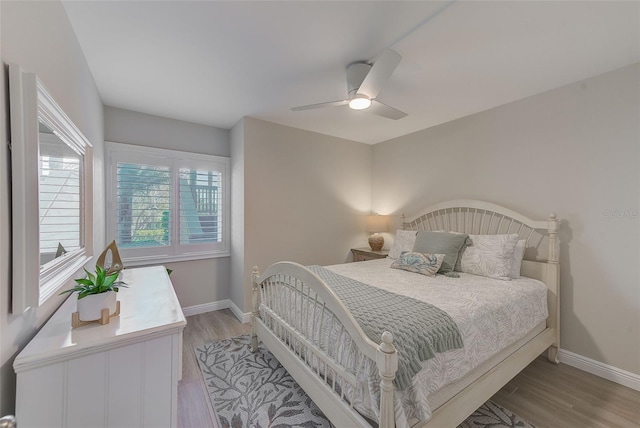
388,230 -> 417,259
511,239 -> 526,279
459,234 -> 519,280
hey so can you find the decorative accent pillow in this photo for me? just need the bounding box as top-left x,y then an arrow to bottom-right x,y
390,252 -> 445,277
432,230 -> 470,272
388,230 -> 418,259
412,231 -> 469,273
459,234 -> 519,280
511,239 -> 526,279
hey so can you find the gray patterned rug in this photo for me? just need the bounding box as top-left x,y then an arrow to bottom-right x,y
195,336 -> 535,428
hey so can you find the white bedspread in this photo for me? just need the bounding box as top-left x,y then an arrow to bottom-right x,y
325,258 -> 548,426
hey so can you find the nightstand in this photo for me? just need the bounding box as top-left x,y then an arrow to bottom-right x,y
351,247 -> 389,262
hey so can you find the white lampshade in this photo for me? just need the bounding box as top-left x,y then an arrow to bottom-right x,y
366,215 -> 388,233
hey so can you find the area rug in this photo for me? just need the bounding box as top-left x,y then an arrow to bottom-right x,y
195,336 -> 535,428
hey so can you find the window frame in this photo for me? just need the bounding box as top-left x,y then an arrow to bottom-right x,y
105,142 -> 230,266
9,64 -> 94,313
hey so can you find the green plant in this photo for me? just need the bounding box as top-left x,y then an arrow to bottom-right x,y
60,265 -> 128,299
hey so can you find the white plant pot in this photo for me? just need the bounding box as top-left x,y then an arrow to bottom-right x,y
77,291 -> 117,321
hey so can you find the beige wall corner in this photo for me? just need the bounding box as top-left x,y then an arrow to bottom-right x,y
235,117 -> 373,313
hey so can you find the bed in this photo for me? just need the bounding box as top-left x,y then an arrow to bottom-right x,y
250,200 -> 560,427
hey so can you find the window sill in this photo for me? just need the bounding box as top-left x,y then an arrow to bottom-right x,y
122,251 -> 230,267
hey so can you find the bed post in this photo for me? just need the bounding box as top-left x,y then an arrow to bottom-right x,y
377,331 -> 398,428
250,266 -> 260,353
547,213 -> 560,364
401,214 -> 406,230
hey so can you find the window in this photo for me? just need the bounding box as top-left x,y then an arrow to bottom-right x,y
106,143 -> 230,265
9,64 -> 93,313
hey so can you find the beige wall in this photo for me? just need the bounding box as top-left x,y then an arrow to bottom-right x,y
104,106 -> 231,308
0,0 -> 104,414
232,118 -> 372,312
230,118 -> 246,311
373,63 -> 640,375
104,106 -> 230,157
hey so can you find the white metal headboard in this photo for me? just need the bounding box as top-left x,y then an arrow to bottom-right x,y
401,199 -> 558,264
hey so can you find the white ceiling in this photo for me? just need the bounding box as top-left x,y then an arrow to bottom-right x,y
62,1 -> 640,145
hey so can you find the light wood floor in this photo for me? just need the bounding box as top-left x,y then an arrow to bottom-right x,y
179,310 -> 640,428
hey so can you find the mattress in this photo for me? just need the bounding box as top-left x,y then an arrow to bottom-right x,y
324,258 -> 549,427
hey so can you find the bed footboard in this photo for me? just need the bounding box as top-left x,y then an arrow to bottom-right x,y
250,262 -> 399,428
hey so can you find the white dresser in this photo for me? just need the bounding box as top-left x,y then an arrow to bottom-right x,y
14,266 -> 187,428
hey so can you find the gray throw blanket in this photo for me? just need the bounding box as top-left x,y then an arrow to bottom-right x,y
308,265 -> 463,390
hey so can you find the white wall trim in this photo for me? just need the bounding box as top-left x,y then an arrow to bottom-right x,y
559,349 -> 640,392
182,299 -> 251,323
228,300 -> 251,324
182,300 -> 230,317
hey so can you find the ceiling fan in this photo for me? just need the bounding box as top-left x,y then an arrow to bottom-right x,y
292,49 -> 407,120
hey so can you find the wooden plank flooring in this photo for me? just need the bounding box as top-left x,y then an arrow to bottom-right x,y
493,356 -> 640,428
179,310 -> 250,428
179,311 -> 640,428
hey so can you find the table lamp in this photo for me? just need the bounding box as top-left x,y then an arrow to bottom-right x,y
366,215 -> 388,251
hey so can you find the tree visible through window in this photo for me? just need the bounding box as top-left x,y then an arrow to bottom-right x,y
117,163 -> 171,248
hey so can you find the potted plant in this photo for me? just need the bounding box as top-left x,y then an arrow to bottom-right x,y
60,265 -> 127,321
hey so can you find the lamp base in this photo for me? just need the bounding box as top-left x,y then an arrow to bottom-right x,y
368,233 -> 384,251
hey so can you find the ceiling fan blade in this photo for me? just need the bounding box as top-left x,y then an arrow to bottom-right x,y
291,100 -> 348,111
357,48 -> 401,99
368,100 -> 407,120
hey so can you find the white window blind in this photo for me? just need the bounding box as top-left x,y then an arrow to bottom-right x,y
117,162 -> 171,249
106,143 -> 230,265
179,168 -> 222,245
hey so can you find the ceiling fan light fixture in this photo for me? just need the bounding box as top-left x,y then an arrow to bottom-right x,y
292,49 -> 406,119
349,96 -> 371,110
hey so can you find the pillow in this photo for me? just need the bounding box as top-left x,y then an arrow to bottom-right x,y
459,234 -> 519,280
432,230 -> 470,271
412,231 -> 469,273
511,239 -> 526,279
390,252 -> 445,277
388,230 -> 418,259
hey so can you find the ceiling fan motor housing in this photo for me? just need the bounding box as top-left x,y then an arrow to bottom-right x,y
346,62 -> 372,99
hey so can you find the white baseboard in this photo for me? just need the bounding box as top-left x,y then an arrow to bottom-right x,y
228,300 -> 251,324
559,349 -> 640,392
182,299 -> 251,324
182,300 -> 230,317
